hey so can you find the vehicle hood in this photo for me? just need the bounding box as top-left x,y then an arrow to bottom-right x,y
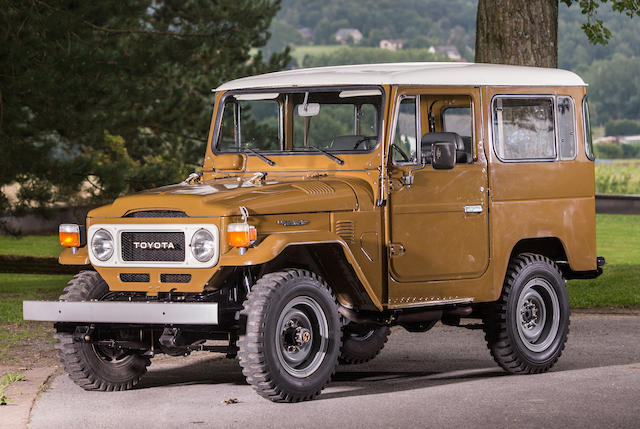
88,176 -> 373,218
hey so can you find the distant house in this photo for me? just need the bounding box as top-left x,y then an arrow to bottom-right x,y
428,45 -> 462,61
335,28 -> 363,45
298,27 -> 314,41
380,39 -> 404,51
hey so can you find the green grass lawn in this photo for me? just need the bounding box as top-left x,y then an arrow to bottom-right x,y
567,214 -> 640,308
0,235 -> 60,258
0,273 -> 71,323
0,273 -> 71,364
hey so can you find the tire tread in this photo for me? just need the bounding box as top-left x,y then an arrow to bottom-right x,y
483,253 -> 570,374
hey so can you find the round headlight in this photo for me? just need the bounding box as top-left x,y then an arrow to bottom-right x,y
91,229 -> 114,261
191,229 -> 215,262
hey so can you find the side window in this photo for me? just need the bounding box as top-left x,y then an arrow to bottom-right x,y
442,107 -> 472,137
493,97 -> 555,161
557,96 -> 576,160
392,97 -> 418,164
583,96 -> 595,160
441,104 -> 473,163
218,100 -> 239,151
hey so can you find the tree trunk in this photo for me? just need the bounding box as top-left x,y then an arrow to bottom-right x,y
475,0 -> 558,68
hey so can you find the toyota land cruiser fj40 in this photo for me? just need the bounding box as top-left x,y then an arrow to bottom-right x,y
24,62 -> 603,402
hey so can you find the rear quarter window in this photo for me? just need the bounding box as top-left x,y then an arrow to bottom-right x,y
557,96 -> 577,160
493,97 -> 556,161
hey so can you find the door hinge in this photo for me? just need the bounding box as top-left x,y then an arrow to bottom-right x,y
389,242 -> 406,257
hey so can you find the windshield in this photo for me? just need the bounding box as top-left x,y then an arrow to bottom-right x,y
215,88 -> 382,154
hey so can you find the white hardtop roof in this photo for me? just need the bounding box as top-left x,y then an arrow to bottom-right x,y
216,62 -> 586,91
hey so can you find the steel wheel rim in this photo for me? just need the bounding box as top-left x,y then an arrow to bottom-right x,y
516,278 -> 560,352
276,296 -> 329,378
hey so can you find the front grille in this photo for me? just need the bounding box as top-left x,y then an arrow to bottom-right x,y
125,210 -> 187,218
121,232 -> 185,262
120,273 -> 150,283
161,274 -> 192,283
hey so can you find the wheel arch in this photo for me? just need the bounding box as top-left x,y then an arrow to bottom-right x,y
508,237 -> 588,280
259,243 -> 381,311
510,237 -> 568,264
219,232 -> 383,310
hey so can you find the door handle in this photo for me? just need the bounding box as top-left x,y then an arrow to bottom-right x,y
389,243 -> 406,257
464,205 -> 483,214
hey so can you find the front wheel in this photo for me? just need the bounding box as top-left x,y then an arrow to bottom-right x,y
54,271 -> 150,391
238,269 -> 342,402
484,253 -> 570,374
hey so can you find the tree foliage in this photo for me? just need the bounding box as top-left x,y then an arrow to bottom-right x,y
582,54 -> 640,125
0,0 -> 289,214
605,119 -> 640,136
302,47 -> 443,68
562,0 -> 640,45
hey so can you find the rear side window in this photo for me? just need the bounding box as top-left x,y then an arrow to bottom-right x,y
493,97 -> 555,161
557,96 -> 576,160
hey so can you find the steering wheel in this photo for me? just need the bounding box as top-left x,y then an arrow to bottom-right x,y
353,135 -> 376,150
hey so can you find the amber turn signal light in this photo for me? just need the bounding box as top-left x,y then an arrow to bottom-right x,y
59,224 -> 81,247
227,223 -> 257,248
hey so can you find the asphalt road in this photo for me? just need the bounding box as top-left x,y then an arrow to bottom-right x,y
29,314 -> 640,429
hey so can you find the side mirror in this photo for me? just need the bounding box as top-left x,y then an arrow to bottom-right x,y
431,142 -> 456,170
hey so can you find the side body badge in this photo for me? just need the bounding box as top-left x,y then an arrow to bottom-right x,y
277,219 -> 310,227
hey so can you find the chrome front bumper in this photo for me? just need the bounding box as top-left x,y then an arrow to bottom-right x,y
23,301 -> 218,325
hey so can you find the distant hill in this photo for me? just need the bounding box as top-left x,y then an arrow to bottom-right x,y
264,0 -> 640,124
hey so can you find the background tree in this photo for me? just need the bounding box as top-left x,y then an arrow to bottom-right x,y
475,0 -> 640,67
0,0 -> 289,214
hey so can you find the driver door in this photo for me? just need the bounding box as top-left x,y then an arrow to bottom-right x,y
388,88 -> 489,284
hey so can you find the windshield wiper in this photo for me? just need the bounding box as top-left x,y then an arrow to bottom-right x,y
244,147 -> 275,166
308,145 -> 344,165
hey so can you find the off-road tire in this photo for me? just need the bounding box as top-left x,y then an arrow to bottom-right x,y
54,271 -> 150,391
237,269 -> 342,402
484,253 -> 570,374
339,324 -> 390,365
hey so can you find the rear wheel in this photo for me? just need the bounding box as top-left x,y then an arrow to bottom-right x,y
54,271 -> 150,391
238,269 -> 341,402
484,253 -> 570,374
339,324 -> 390,365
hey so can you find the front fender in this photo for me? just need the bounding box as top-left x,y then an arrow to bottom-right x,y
218,232 -> 383,310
